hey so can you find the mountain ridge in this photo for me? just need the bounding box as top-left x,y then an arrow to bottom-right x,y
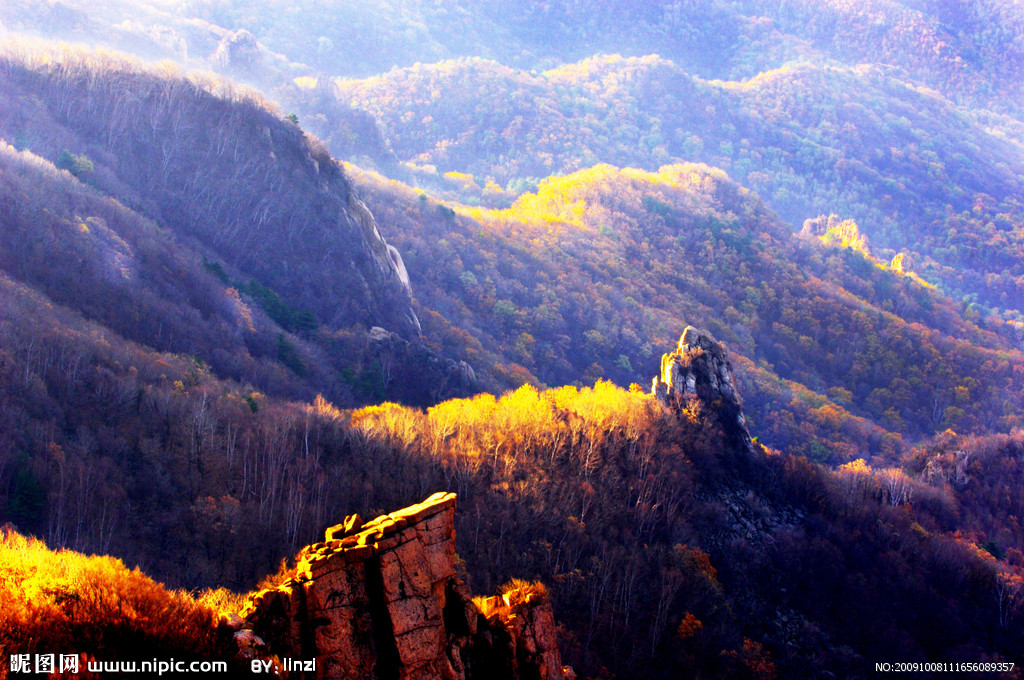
2,7 -> 1024,679
348,160 -> 1024,463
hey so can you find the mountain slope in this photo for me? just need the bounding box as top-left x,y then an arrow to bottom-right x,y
0,45 -> 420,339
335,55 -> 1024,319
350,161 -> 1024,463
0,45 -> 485,410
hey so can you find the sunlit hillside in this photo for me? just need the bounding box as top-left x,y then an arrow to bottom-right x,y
350,162 -> 1024,463
0,527 -> 240,679
335,55 -> 1024,322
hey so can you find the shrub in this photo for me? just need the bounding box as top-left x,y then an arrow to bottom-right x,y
55,150 -> 94,178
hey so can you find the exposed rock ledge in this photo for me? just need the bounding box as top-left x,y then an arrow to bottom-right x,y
236,492 -> 572,680
652,326 -> 753,451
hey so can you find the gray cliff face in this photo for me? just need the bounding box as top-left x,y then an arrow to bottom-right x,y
349,195 -> 422,335
652,326 -> 753,450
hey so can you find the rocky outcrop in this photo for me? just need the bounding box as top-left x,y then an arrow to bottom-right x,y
238,493 -> 571,680
470,588 -> 567,680
890,251 -> 914,274
349,195 -> 415,299
801,214 -> 870,256
652,326 -> 753,450
212,29 -> 264,71
367,327 -> 478,406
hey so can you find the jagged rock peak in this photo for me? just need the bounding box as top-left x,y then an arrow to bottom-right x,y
679,325 -> 722,354
654,326 -> 737,401
237,493 -> 572,680
653,326 -> 753,450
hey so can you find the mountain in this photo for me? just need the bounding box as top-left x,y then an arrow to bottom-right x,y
334,54 -> 1024,320
14,0 -> 1019,116
0,45 -> 419,337
0,44 -> 479,409
2,3 -> 1024,679
349,161 -> 1024,463
4,1 -> 1023,319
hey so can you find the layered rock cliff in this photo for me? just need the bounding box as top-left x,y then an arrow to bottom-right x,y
652,326 -> 753,451
237,493 -> 571,680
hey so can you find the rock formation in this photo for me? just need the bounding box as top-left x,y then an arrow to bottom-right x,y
367,327 -> 478,406
890,251 -> 914,274
237,492 -> 571,680
801,214 -> 870,256
652,326 -> 753,450
212,29 -> 264,71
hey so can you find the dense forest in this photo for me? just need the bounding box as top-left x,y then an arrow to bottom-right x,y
334,55 -> 1024,321
351,163 -> 1024,462
2,1 -> 1024,678
5,318 -> 1024,677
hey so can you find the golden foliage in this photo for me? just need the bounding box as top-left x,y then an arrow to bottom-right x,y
819,218 -> 871,257
0,527 -> 222,664
498,577 -> 549,601
838,458 -> 871,475
351,379 -> 664,463
309,394 -> 343,420
474,579 -> 550,620
348,379 -> 668,512
195,587 -> 248,618
459,162 -> 725,233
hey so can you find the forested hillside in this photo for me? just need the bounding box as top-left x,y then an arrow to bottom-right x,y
335,55 -> 1024,321
0,45 -> 479,408
2,2 -> 1024,678
350,162 -> 1024,462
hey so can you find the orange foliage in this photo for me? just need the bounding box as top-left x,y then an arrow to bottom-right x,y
0,527 -> 230,675
722,638 -> 777,680
676,611 -> 704,640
